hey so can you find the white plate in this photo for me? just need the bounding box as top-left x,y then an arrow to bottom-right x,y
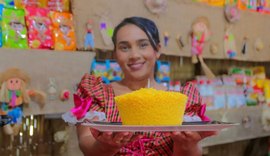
81,121 -> 239,132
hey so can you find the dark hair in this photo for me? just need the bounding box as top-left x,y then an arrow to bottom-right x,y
112,16 -> 160,51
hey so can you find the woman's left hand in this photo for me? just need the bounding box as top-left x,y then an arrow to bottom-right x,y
170,131 -> 217,144
165,131 -> 217,156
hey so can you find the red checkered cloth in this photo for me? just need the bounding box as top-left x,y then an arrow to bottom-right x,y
76,74 -> 204,156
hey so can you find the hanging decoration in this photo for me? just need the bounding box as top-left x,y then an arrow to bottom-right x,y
144,0 -> 167,15
224,4 -> 240,23
190,16 -> 211,64
98,13 -> 114,46
176,34 -> 184,49
0,68 -> 46,135
190,16 -> 215,79
84,19 -> 95,50
224,26 -> 237,58
254,38 -> 264,52
241,36 -> 248,55
163,31 -> 169,47
209,42 -> 218,55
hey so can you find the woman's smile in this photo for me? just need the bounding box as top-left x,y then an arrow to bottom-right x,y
127,61 -> 145,71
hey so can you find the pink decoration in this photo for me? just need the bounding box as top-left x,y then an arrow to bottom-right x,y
191,32 -> 205,56
199,104 -> 211,122
71,94 -> 93,120
60,90 -> 70,101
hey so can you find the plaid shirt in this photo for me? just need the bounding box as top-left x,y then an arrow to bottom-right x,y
77,74 -> 203,156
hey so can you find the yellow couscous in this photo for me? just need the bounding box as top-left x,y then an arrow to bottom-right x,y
114,88 -> 188,126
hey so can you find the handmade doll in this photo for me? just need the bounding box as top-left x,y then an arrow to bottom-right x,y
0,68 -> 46,135
191,16 -> 211,64
190,16 -> 215,79
84,19 -> 95,50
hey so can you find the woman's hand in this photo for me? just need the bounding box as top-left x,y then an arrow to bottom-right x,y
165,131 -> 217,156
170,131 -> 217,144
90,128 -> 142,150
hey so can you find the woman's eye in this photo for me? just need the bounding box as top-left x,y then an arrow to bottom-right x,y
139,42 -> 149,49
119,46 -> 129,52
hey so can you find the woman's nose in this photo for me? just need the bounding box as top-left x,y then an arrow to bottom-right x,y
129,47 -> 140,59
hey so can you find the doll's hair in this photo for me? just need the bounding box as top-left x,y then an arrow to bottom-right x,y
112,16 -> 160,51
191,16 -> 210,32
0,80 -> 30,105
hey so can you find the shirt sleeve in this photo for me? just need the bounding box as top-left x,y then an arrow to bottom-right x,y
180,81 -> 203,116
76,74 -> 106,112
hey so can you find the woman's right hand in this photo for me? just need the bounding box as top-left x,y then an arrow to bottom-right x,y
90,128 -> 142,150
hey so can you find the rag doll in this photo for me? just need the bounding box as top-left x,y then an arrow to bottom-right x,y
0,68 -> 46,135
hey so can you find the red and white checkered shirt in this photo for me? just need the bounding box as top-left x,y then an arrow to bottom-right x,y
76,74 -> 204,156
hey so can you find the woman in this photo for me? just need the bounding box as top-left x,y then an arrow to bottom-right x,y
76,17 -> 215,156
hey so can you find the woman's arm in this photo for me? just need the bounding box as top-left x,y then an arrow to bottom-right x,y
76,125 -> 120,156
77,125 -> 142,156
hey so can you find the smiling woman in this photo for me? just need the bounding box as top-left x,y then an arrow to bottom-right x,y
75,16 -> 215,156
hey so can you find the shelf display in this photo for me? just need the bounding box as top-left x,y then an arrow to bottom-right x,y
51,11 -> 76,51
155,60 -> 170,83
25,6 -> 53,49
2,7 -> 28,49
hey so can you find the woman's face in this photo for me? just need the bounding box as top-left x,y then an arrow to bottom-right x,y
115,24 -> 160,81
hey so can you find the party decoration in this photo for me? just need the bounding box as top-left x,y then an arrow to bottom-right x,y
98,14 -> 114,46
50,11 -> 76,51
84,19 -> 95,50
2,8 -> 28,49
254,38 -> 264,52
25,7 -> 53,49
191,16 -> 211,63
241,36 -> 248,55
224,27 -> 237,58
176,34 -> 184,49
60,89 -> 70,101
144,0 -> 167,14
225,4 -> 240,23
0,68 -> 46,135
47,77 -> 58,100
163,31 -> 169,47
209,42 -> 218,55
190,16 -> 215,79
